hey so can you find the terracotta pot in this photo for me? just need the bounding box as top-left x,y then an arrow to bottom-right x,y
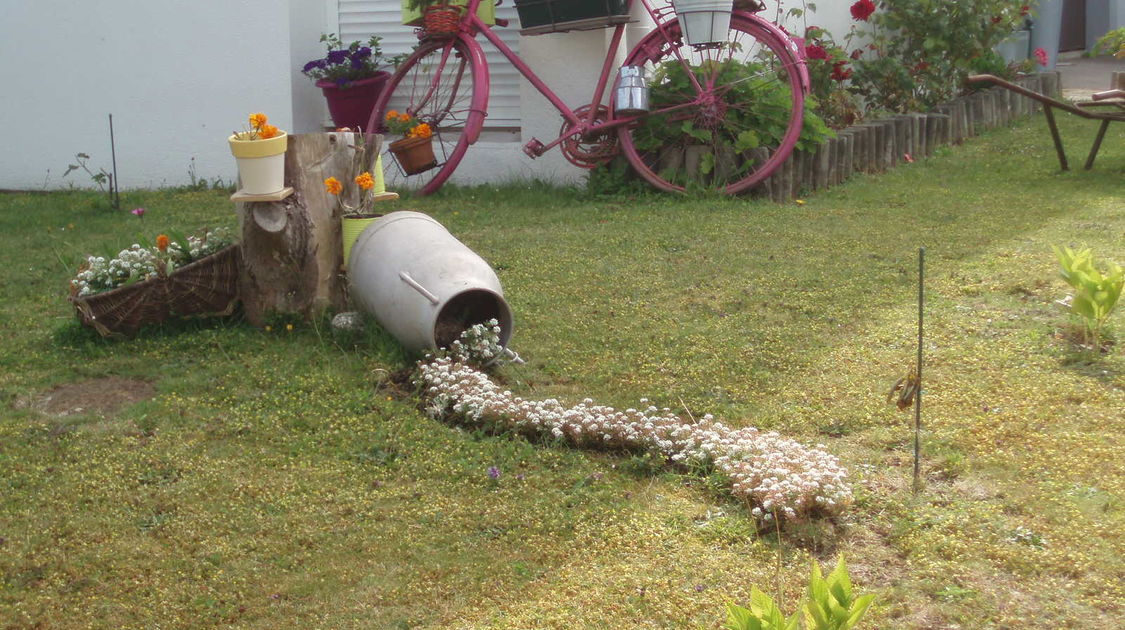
317,73 -> 391,131
389,136 -> 438,175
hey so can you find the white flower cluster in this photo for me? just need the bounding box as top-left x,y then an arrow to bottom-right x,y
179,229 -> 231,261
416,357 -> 852,522
444,319 -> 504,365
72,245 -> 160,296
70,228 -> 233,297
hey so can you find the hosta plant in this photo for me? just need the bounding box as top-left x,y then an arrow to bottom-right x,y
726,588 -> 799,630
803,556 -> 876,630
725,556 -> 875,630
1052,245 -> 1123,348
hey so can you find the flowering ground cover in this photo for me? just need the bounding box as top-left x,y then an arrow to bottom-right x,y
0,114 -> 1122,628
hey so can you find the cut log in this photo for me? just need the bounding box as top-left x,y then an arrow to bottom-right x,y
236,132 -> 383,326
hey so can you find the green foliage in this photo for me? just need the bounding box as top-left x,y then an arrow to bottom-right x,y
801,26 -> 863,129
850,0 -> 1033,111
726,588 -> 799,630
803,556 -> 876,630
1093,27 -> 1125,57
726,556 -> 874,630
1052,245 -> 1123,346
634,56 -> 837,163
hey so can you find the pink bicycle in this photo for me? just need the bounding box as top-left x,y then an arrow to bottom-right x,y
367,0 -> 809,195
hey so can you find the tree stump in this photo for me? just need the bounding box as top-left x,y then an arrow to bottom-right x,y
236,132 -> 382,326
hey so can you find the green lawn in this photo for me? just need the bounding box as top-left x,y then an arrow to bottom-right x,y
1,113 -> 1122,629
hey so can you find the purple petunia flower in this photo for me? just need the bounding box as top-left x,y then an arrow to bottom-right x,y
326,49 -> 348,65
354,46 -> 372,59
131,207 -> 145,218
335,78 -> 349,87
487,466 -> 501,480
302,60 -> 321,73
350,57 -> 365,69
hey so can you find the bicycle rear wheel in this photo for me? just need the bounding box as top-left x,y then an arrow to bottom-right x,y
618,14 -> 806,194
368,35 -> 488,195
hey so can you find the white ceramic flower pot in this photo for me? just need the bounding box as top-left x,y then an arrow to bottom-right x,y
673,0 -> 733,46
228,131 -> 288,195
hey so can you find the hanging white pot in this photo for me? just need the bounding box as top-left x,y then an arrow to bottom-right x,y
228,131 -> 288,195
673,0 -> 733,46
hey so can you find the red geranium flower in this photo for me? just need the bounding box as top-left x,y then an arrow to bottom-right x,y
805,44 -> 829,60
831,61 -> 853,81
991,15 -> 1002,24
1034,47 -> 1049,67
851,0 -> 876,21
1020,5 -> 1030,16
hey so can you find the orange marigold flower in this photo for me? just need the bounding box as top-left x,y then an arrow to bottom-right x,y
397,113 -> 411,122
258,124 -> 280,139
385,110 -> 399,120
156,234 -> 170,252
354,172 -> 375,190
324,176 -> 343,195
412,123 -> 433,139
249,113 -> 268,129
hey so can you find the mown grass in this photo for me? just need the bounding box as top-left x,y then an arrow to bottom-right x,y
1,113 -> 1122,629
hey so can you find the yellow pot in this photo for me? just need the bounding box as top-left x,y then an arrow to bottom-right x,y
228,131 -> 288,195
342,215 -> 380,269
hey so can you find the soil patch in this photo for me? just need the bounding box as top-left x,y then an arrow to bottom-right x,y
32,376 -> 156,418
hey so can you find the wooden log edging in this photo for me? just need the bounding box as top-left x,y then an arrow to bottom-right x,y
756,71 -> 1061,200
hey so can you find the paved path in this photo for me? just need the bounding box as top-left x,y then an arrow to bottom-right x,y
1056,53 -> 1122,99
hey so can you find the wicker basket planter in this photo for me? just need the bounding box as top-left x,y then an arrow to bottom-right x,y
69,245 -> 241,337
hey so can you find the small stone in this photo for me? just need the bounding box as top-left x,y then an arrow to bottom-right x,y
331,312 -> 366,344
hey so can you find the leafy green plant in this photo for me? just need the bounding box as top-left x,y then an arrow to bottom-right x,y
726,556 -> 875,630
800,26 -> 863,129
726,588 -> 799,630
633,56 -> 832,188
1052,245 -> 1123,347
803,556 -> 876,630
1093,27 -> 1125,58
849,0 -> 1035,111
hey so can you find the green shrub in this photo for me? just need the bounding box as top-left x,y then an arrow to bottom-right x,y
850,0 -> 1033,111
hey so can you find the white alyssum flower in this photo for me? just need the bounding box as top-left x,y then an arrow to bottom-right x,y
414,324 -> 852,522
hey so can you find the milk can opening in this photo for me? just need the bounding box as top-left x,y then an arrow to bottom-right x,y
433,289 -> 514,349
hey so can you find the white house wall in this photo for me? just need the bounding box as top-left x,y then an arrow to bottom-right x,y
0,0 -> 294,191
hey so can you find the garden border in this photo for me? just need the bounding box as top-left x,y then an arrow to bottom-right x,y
756,72 -> 1063,202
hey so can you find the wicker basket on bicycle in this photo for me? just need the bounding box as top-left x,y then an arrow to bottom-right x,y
420,4 -> 463,38
69,245 -> 241,337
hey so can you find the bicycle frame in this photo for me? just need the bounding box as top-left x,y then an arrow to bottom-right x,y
453,0 -> 808,159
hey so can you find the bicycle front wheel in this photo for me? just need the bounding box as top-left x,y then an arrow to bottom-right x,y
618,15 -> 806,194
368,35 -> 488,195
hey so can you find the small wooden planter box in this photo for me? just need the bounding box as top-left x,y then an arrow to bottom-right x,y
69,245 -> 241,337
515,0 -> 631,35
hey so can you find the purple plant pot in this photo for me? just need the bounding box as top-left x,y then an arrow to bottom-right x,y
317,72 -> 391,131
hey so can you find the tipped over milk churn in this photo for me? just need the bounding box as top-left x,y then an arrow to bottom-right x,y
348,211 -> 514,351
